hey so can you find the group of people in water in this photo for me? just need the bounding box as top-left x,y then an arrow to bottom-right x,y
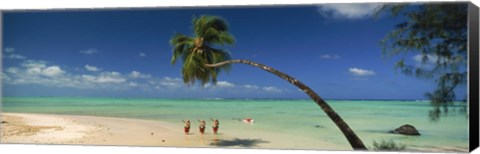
182,117 -> 255,135
182,118 -> 219,135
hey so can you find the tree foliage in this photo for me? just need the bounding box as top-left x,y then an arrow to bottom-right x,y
378,3 -> 468,121
170,15 -> 235,85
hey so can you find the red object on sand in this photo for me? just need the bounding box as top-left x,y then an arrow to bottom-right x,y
199,127 -> 205,134
184,127 -> 190,133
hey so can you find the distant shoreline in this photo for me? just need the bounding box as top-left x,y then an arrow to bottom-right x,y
0,96 -> 468,102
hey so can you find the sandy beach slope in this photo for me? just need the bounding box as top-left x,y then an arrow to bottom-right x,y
0,113 -> 345,150
0,113 -> 467,152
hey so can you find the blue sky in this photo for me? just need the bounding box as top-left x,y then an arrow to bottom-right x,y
1,4 -> 467,99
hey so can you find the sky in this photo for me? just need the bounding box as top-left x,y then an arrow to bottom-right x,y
1,3 -> 468,99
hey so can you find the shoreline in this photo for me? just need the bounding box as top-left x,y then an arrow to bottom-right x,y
2,97 -> 469,103
0,112 -> 346,150
0,112 -> 468,152
1,112 -> 228,147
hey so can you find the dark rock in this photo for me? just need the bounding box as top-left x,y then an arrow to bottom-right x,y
389,124 -> 420,136
1,121 -> 7,124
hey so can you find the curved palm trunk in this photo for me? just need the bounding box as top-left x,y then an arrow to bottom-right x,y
205,59 -> 367,150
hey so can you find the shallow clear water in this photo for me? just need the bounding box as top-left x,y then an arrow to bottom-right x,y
1,97 -> 469,150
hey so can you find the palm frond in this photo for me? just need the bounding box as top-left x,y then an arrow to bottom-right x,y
170,15 -> 235,86
203,28 -> 235,46
193,15 -> 229,37
170,33 -> 195,64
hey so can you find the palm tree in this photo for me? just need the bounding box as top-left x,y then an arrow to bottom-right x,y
170,15 -> 367,150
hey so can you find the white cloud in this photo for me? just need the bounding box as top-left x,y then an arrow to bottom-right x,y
80,49 -> 98,55
81,75 -> 96,82
349,67 -> 376,76
4,48 -> 15,53
5,54 -> 27,60
1,72 -> 11,82
3,48 -> 27,59
204,81 -> 236,89
243,84 -> 260,89
26,67 -> 42,75
205,82 -> 285,94
3,58 -> 289,95
317,4 -> 382,19
216,81 -> 235,88
19,60 -> 64,77
94,72 -> 126,83
321,54 -> 340,60
139,52 -> 146,57
217,81 -> 235,88
85,65 -> 101,72
5,60 -> 132,89
21,60 -> 47,68
6,67 -> 20,74
129,71 -> 152,79
128,82 -> 138,87
262,86 -> 283,93
82,72 -> 126,83
42,66 -> 64,77
158,77 -> 184,88
5,61 -> 76,87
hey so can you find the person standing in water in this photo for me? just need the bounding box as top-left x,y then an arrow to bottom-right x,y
242,118 -> 254,123
182,120 -> 191,135
210,118 -> 220,134
198,119 -> 206,134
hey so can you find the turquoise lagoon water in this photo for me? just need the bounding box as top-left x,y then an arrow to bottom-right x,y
1,97 -> 469,150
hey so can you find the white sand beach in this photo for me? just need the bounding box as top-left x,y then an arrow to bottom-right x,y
0,112 -> 469,153
0,113 -> 346,150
